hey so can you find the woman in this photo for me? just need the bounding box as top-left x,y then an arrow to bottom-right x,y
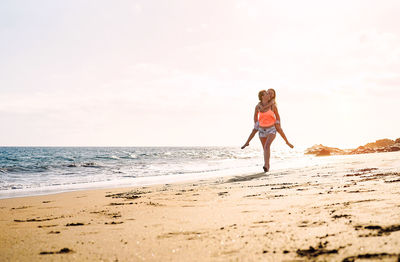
241,89 -> 293,172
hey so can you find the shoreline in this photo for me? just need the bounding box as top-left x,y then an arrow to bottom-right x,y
0,164 -> 262,200
1,151 -> 400,261
2,151 -> 396,200
0,146 -> 299,200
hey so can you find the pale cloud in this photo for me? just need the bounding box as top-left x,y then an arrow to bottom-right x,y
351,30 -> 400,69
367,73 -> 400,87
234,0 -> 260,18
133,3 -> 142,14
201,23 -> 208,30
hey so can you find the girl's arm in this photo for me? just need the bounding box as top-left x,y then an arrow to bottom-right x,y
258,99 -> 276,112
273,104 -> 281,123
253,105 -> 259,123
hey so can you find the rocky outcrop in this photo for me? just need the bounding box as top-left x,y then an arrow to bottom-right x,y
305,144 -> 345,156
389,143 -> 400,151
348,146 -> 376,155
316,148 -> 331,156
305,138 -> 400,156
356,138 -> 400,154
363,139 -> 395,149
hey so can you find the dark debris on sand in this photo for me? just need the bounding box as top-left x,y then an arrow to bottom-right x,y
296,242 -> 341,258
332,214 -> 351,219
105,221 -> 124,225
225,173 -> 267,183
356,224 -> 400,236
11,206 -> 31,210
106,190 -> 150,199
109,202 -> 134,206
66,222 -> 84,226
385,178 -> 400,183
342,253 -> 400,262
357,168 -> 378,172
40,248 -> 73,255
14,216 -> 61,222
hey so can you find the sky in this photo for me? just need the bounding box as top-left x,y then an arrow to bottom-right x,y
1,0 -> 399,148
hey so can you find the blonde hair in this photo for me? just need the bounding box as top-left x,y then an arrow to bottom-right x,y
268,89 -> 277,106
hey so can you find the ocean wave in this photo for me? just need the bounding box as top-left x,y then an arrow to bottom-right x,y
129,154 -> 138,159
8,184 -> 24,190
5,157 -> 19,162
119,153 -> 139,159
139,153 -> 150,157
94,156 -> 119,160
81,162 -> 102,168
56,156 -> 76,162
0,165 -> 49,173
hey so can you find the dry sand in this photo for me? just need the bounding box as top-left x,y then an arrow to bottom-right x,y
1,152 -> 400,261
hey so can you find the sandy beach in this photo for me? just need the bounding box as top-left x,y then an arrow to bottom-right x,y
1,152 -> 400,261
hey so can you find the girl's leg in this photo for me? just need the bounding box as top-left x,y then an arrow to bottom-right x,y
275,124 -> 293,148
263,133 -> 276,171
241,129 -> 258,149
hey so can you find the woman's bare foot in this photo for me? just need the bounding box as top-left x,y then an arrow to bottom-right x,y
286,142 -> 294,148
241,143 -> 249,149
263,166 -> 268,172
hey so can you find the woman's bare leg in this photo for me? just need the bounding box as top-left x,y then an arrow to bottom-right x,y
264,133 -> 276,171
275,124 -> 293,148
260,134 -> 276,172
241,129 -> 258,149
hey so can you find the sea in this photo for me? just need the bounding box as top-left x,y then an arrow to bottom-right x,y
1,146 -> 320,199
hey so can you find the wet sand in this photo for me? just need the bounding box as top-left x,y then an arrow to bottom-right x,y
1,152 -> 400,261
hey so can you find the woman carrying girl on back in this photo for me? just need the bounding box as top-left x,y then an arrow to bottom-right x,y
241,89 -> 293,172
